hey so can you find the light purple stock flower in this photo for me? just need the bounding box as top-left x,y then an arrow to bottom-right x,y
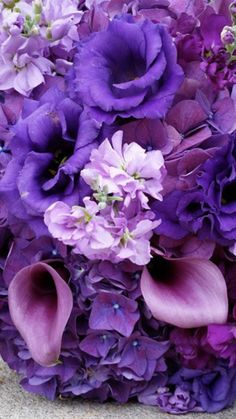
81,130 -> 165,209
44,199 -> 159,265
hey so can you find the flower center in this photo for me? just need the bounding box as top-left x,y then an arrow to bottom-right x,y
48,149 -> 69,177
221,181 -> 236,205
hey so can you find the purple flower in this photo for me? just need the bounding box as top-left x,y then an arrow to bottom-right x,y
153,136 -> 236,246
192,365 -> 236,413
0,88 -> 100,234
81,131 -> 165,209
3,235 -> 67,286
44,198 -> 116,257
118,333 -> 169,380
45,198 -> 159,265
67,15 -> 183,123
206,324 -> 236,366
8,261 -> 73,366
154,385 -> 202,414
141,254 -> 228,328
0,36 -> 53,96
176,137 -> 236,245
169,364 -> 236,413
79,331 -> 118,358
89,292 -> 139,337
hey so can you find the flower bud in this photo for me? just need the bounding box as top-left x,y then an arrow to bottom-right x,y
230,2 -> 236,18
221,26 -> 235,45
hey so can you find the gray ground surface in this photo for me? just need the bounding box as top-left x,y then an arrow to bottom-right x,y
0,359 -> 235,419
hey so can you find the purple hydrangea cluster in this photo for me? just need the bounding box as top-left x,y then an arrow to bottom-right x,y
1,0 -> 236,415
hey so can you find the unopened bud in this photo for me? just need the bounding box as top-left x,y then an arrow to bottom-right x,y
221,26 -> 235,45
230,2 -> 236,18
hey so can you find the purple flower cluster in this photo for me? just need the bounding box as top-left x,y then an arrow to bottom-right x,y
1,0 -> 236,415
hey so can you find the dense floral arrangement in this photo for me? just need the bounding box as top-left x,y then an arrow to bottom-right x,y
1,0 -> 236,414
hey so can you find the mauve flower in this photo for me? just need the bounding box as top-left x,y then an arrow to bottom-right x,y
199,12 -> 236,89
206,324 -> 236,366
120,117 -> 172,155
89,292 -> 139,337
45,198 -> 115,256
8,261 -> 73,366
196,90 -> 236,135
67,15 -> 183,123
156,385 -> 202,414
0,35 -> 53,95
45,198 -> 159,265
141,254 -> 228,328
170,328 -> 212,370
81,131 -> 165,209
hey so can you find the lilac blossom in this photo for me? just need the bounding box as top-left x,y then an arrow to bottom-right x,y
0,0 -> 82,95
81,131 -> 165,209
44,199 -> 159,265
44,198 -> 115,256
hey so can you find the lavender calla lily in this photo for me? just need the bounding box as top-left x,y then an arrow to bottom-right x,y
8,261 -> 73,367
141,256 -> 228,328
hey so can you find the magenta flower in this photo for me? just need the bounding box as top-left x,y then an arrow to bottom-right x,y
141,255 -> 228,328
8,262 -> 73,366
81,131 -> 165,209
206,324 -> 236,366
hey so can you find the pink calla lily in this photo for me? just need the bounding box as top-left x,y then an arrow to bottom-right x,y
8,261 -> 73,367
141,256 -> 228,328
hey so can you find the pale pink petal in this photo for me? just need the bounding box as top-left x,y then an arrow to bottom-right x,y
141,257 -> 228,328
8,262 -> 73,366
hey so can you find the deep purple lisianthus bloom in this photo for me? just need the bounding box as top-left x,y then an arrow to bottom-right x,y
0,88 -> 100,234
186,136 -> 236,244
171,363 -> 236,413
153,135 -> 236,246
67,15 -> 183,123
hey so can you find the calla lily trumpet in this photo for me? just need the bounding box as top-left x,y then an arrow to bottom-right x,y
141,255 -> 228,328
8,261 -> 73,367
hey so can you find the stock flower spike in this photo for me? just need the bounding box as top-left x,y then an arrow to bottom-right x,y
1,0 -> 236,415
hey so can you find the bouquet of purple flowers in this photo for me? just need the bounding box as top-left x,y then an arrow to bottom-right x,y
1,0 -> 236,414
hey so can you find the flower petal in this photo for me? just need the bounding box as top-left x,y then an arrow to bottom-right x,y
141,257 -> 228,328
8,262 -> 73,366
